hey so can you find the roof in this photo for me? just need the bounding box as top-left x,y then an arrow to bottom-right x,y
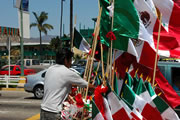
0,35 -> 57,46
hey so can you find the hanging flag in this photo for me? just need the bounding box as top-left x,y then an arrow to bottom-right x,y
92,100 -> 104,120
155,69 -> 180,108
73,28 -> 90,53
99,0 -> 138,57
152,0 -> 180,58
99,0 -> 111,47
144,81 -> 180,120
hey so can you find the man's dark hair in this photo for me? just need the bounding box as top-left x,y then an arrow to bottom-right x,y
56,48 -> 73,65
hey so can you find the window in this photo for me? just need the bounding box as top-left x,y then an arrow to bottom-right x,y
171,67 -> 180,91
41,72 -> 46,78
16,67 -> 20,71
158,66 -> 165,77
2,66 -> 14,71
26,60 -> 30,66
32,60 -> 40,65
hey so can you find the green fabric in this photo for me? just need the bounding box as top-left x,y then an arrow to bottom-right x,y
73,28 -> 83,48
113,72 -> 119,95
125,72 -> 134,87
144,82 -> 169,114
144,81 -> 156,97
92,100 -> 101,119
113,0 -> 139,39
153,96 -> 169,114
121,84 -> 135,105
99,0 -> 112,47
133,78 -> 146,95
99,0 -> 134,51
133,73 -> 139,87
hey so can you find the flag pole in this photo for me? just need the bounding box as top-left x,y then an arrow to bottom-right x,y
112,49 -> 116,90
100,43 -> 105,82
152,13 -> 162,87
84,7 -> 102,102
110,0 -> 114,86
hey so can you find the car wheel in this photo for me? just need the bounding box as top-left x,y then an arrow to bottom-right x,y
33,85 -> 44,99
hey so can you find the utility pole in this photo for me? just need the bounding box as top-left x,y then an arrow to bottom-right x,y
60,0 -> 65,50
60,0 -> 64,38
70,0 -> 73,50
20,0 -> 24,76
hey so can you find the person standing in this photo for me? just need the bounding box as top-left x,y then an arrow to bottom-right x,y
40,48 -> 94,120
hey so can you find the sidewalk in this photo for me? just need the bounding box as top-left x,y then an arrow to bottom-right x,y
0,87 -> 24,91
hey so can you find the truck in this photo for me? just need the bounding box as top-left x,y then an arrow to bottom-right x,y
16,59 -> 48,72
0,65 -> 36,75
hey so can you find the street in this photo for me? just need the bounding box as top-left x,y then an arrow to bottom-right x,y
0,90 -> 41,120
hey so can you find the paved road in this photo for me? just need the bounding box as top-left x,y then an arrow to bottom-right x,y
0,90 -> 41,120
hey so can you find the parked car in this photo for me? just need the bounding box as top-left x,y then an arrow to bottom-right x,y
24,67 -> 83,99
0,65 -> 36,75
16,59 -> 48,72
40,60 -> 56,66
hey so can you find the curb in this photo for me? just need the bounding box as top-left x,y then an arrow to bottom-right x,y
0,88 -> 24,91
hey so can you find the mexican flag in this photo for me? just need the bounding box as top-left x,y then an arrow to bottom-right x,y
94,86 -> 113,120
105,82 -> 130,120
124,72 -> 134,88
152,0 -> 180,58
106,81 -> 143,120
99,0 -> 138,57
73,28 -> 90,53
121,84 -> 163,120
92,100 -> 104,120
133,78 -> 154,105
144,81 -> 180,120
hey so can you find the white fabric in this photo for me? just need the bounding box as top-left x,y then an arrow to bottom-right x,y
79,38 -> 90,53
152,0 -> 174,32
93,113 -> 104,120
161,106 -> 180,120
41,65 -> 88,113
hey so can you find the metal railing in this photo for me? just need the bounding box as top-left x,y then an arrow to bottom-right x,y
0,75 -> 26,88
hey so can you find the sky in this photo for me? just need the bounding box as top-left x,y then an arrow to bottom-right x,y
0,0 -> 98,38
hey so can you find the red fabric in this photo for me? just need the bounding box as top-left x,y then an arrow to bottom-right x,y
112,108 -> 130,120
155,69 -> 180,108
139,42 -> 158,69
115,52 -> 136,79
75,93 -> 84,108
106,31 -> 116,41
141,104 -> 163,120
130,112 -> 142,120
94,86 -> 108,120
152,2 -> 180,58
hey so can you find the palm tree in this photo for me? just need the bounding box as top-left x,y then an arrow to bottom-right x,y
30,11 -> 53,61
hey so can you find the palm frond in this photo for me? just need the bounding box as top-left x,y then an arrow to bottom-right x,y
43,24 -> 54,30
30,23 -> 38,28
